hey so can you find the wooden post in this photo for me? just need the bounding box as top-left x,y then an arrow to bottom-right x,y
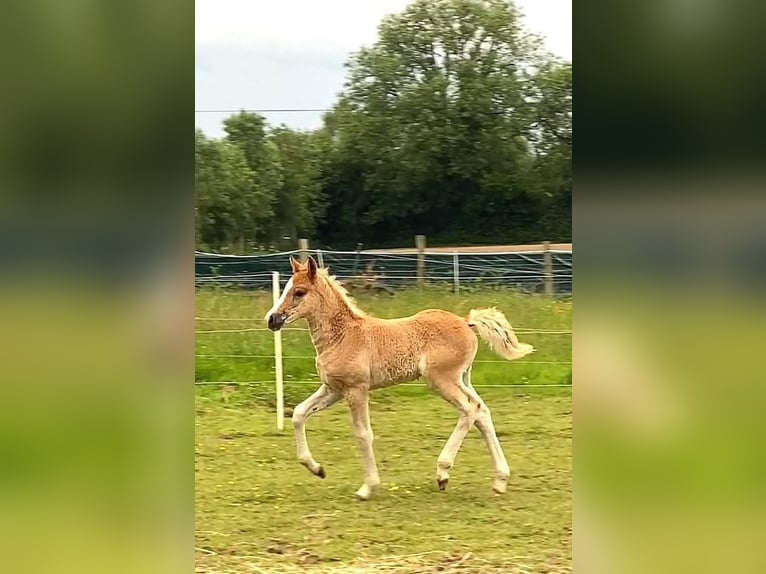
272,272 -> 284,431
351,243 -> 363,276
316,248 -> 324,268
543,241 -> 553,296
453,251 -> 460,294
298,238 -> 309,263
415,235 -> 426,287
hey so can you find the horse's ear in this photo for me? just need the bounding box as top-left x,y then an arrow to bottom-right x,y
289,257 -> 301,273
306,256 -> 318,281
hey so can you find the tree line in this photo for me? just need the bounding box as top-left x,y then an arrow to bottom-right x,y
195,0 -> 571,252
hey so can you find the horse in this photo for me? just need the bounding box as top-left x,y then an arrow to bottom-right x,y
264,256 -> 535,500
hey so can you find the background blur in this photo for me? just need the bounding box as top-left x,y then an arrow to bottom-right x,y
577,0 -> 766,572
0,1 -> 191,573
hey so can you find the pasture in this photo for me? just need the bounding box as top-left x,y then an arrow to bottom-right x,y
195,286 -> 571,573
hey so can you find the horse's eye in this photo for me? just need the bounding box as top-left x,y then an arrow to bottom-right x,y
294,289 -> 306,298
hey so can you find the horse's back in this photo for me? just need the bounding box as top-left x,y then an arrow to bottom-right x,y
411,308 -> 474,337
369,308 -> 472,343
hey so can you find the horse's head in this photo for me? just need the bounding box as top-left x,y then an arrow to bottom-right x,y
264,256 -> 320,331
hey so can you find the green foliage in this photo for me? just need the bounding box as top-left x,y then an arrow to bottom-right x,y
195,0 -> 572,251
221,113 -> 284,249
268,127 -> 327,243
195,129 -> 270,251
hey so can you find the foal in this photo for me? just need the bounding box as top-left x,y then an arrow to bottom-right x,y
265,256 -> 535,500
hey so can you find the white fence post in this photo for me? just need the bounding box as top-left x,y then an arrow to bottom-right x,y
272,271 -> 284,431
316,248 -> 325,268
453,251 -> 460,294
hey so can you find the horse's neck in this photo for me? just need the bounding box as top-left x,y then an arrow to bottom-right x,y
306,295 -> 359,355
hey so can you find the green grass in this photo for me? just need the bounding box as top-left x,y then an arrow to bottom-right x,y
195,286 -> 571,407
195,286 -> 571,572
195,389 -> 571,573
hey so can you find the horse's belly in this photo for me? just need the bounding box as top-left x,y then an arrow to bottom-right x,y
369,360 -> 420,389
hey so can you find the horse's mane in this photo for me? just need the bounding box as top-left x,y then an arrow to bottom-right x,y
317,268 -> 366,318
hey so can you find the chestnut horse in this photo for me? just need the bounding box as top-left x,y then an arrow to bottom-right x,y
265,256 -> 534,500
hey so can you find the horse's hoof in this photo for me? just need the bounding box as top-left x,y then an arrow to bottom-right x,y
316,466 -> 326,479
355,484 -> 375,500
492,470 -> 509,493
437,478 -> 449,491
492,479 -> 507,494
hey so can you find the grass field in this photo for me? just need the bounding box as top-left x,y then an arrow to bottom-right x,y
195,286 -> 571,573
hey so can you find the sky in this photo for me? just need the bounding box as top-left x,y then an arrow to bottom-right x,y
195,0 -> 572,137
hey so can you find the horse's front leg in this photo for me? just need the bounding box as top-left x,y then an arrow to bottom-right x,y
346,387 -> 380,500
292,383 -> 341,478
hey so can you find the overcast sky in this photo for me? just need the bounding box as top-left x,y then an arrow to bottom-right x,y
195,0 -> 571,137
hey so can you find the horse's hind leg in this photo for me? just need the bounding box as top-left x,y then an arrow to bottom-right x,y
429,370 -> 479,491
463,368 -> 511,493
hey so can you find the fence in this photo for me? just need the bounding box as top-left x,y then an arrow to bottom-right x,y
195,242 -> 572,295
195,241 -> 572,430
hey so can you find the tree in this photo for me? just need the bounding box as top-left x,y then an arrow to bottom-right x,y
223,112 -> 283,245
194,129 -> 273,251
528,61 -> 572,240
316,0 -> 570,247
194,0 -> 572,251
268,127 -> 327,243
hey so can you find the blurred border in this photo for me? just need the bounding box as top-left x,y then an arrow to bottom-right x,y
0,2 -> 193,573
576,1 -> 766,572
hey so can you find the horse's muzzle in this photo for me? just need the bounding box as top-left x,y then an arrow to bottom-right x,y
267,313 -> 287,331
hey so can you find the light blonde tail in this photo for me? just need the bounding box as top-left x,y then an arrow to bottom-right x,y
467,307 -> 535,360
